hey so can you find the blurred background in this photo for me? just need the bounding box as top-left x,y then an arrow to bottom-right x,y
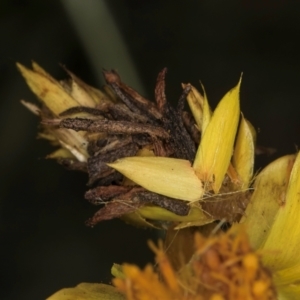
1,0 -> 300,299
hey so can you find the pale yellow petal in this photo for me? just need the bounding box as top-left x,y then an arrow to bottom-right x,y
17,63 -> 79,116
193,78 -> 241,193
108,157 -> 203,201
261,152 -> 300,271
240,154 -> 295,249
46,282 -> 125,300
122,147 -> 155,186
277,284 -> 300,300
232,116 -> 256,188
274,263 -> 300,286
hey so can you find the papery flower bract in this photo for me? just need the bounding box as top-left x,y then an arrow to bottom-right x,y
240,154 -> 295,249
108,157 -> 204,201
193,77 -> 241,193
17,62 -> 113,162
232,114 -> 256,188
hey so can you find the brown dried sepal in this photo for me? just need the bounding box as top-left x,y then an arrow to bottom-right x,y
85,186 -> 190,227
85,187 -> 144,226
103,69 -> 162,121
154,68 -> 196,161
85,186 -> 133,204
86,200 -> 142,227
135,191 -> 189,216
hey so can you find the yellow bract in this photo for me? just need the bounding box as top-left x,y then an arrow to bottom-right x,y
241,154 -> 295,249
277,284 -> 300,300
261,152 -> 300,271
136,205 -> 213,229
17,62 -> 79,116
108,157 -> 204,201
274,263 -> 300,287
183,82 -> 212,135
201,86 -> 212,135
240,152 -> 300,297
193,77 -> 241,193
182,83 -> 204,130
63,68 -> 114,105
232,115 -> 256,188
121,204 -> 213,229
17,62 -> 93,161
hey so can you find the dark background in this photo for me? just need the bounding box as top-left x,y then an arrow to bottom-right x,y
1,0 -> 300,299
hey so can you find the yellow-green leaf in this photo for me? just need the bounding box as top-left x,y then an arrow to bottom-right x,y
47,283 -> 125,300
108,157 -> 203,201
193,78 -> 241,193
241,154 -> 295,249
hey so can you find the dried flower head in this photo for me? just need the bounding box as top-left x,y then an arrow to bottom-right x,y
19,62 -> 300,298
18,62 -> 212,229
